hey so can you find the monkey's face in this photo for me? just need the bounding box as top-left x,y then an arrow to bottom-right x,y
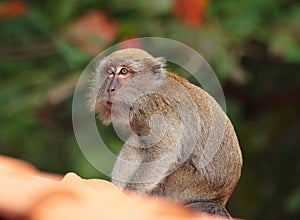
93,63 -> 135,125
89,48 -> 166,126
105,65 -> 134,103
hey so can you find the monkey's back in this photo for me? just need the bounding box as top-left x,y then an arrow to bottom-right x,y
156,72 -> 243,207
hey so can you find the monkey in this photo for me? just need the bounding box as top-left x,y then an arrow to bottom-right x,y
88,48 -> 242,218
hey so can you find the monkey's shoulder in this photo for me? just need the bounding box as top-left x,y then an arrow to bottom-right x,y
164,71 -> 210,101
165,71 -> 189,84
165,72 -> 205,93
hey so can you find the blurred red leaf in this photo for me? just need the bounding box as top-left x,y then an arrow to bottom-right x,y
67,10 -> 118,55
0,0 -> 27,18
173,0 -> 209,27
118,36 -> 144,50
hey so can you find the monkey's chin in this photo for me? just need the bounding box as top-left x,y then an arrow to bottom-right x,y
94,100 -> 112,126
96,100 -> 128,126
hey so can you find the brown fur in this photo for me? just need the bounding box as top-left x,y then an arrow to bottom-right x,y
89,49 -> 242,218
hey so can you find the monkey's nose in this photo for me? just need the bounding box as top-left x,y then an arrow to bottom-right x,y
108,88 -> 116,101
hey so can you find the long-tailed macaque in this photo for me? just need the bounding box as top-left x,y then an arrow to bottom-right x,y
88,48 -> 242,217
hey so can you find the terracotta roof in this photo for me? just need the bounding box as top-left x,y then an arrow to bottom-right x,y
0,155 -> 228,220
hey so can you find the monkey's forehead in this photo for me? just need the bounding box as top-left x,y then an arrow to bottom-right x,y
106,48 -> 153,62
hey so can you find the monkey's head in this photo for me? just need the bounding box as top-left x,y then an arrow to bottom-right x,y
89,48 -> 166,125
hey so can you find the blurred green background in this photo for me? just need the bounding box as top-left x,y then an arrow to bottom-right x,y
1,0 -> 300,219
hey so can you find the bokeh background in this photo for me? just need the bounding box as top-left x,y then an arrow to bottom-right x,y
1,0 -> 300,219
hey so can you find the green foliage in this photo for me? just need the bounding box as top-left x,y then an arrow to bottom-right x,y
0,0 -> 300,219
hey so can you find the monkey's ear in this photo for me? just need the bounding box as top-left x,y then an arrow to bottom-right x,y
153,57 -> 166,74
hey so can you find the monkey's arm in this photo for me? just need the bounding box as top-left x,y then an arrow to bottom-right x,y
111,142 -> 180,193
111,143 -> 142,189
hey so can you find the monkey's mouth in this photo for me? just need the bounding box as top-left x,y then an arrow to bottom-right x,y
106,101 -> 113,111
106,100 -> 123,110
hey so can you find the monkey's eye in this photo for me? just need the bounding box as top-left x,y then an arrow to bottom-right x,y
119,67 -> 128,75
107,68 -> 114,74
107,68 -> 115,78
